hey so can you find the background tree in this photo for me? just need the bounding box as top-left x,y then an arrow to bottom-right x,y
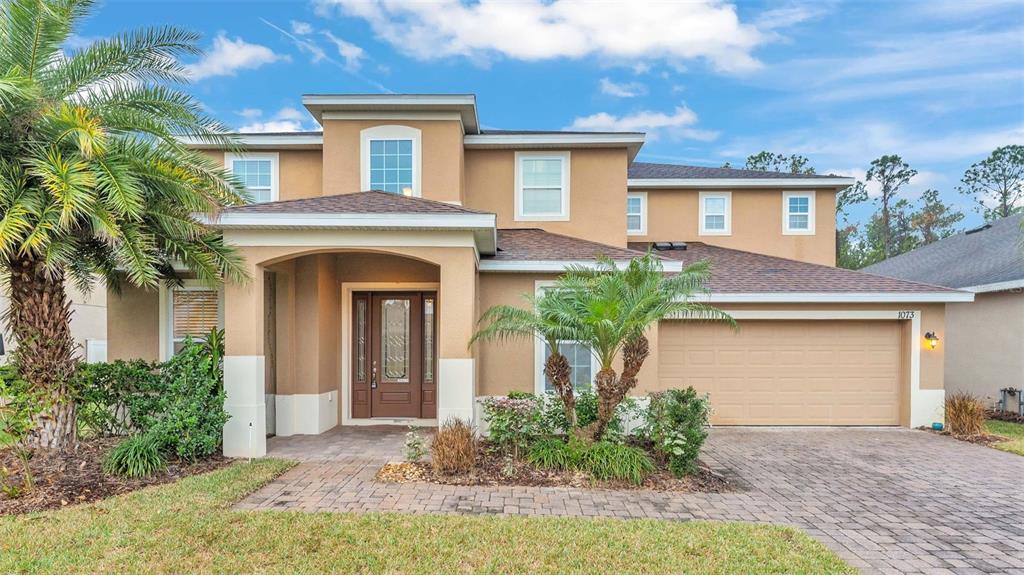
745,151 -> 816,174
835,180 -> 868,265
556,255 -> 733,441
958,145 -> 1024,221
912,189 -> 963,244
0,0 -> 247,449
866,155 -> 917,259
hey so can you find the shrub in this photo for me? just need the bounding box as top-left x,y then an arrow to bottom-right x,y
527,437 -> 585,471
538,391 -> 639,441
149,333 -> 229,461
581,442 -> 655,484
103,433 -> 166,478
945,392 -> 986,437
481,395 -> 544,457
73,360 -> 161,437
431,418 -> 477,474
404,427 -> 427,462
0,366 -> 43,495
646,387 -> 711,477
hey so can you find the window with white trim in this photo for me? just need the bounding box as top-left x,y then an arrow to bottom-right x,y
626,192 -> 647,235
783,191 -> 815,234
699,191 -> 731,235
226,152 -> 278,203
542,341 -> 594,392
170,287 -> 220,355
360,125 -> 421,196
516,151 -> 570,221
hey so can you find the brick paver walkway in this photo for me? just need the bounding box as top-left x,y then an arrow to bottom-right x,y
237,426 -> 1024,575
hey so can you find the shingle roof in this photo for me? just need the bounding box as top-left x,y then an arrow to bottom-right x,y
628,162 -> 837,180
861,214 -> 1024,289
627,241 -> 960,294
221,190 -> 489,215
487,229 -> 650,261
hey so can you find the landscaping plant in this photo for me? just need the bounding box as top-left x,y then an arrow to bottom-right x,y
0,366 -> 42,495
556,254 -> 732,441
527,437 -> 586,471
945,392 -> 986,437
431,418 -> 477,475
0,0 -> 248,449
480,395 -> 545,457
645,387 -> 712,476
582,442 -> 655,484
403,427 -> 426,462
102,432 -> 165,478
73,360 -> 161,437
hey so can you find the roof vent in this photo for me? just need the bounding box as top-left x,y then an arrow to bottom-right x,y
965,223 -> 992,235
651,242 -> 687,251
670,242 -> 688,251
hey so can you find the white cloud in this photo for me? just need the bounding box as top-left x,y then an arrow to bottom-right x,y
291,20 -> 314,35
323,31 -> 366,72
316,0 -> 765,73
274,107 -> 305,121
631,62 -> 651,75
755,2 -> 831,32
237,107 -> 314,133
238,120 -> 305,133
184,33 -> 287,80
599,77 -> 646,98
567,105 -> 718,141
236,108 -> 263,119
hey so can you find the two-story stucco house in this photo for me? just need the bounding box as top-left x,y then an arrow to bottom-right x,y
104,94 -> 972,457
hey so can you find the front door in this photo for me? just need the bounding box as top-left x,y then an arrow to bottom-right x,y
351,292 -> 437,419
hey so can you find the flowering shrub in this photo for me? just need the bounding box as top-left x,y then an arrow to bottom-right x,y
480,395 -> 544,457
645,387 -> 711,476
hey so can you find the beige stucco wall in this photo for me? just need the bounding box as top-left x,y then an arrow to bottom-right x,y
945,290 -> 1024,405
106,284 -> 160,362
631,188 -> 838,265
464,148 -> 629,247
321,119 -> 464,203
205,149 -> 324,202
0,281 -> 107,363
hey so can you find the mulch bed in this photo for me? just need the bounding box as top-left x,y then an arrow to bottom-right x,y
919,426 -> 1007,446
986,409 -> 1024,424
376,441 -> 733,493
0,437 -> 231,516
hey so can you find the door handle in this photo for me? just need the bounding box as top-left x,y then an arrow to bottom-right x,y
371,361 -> 378,389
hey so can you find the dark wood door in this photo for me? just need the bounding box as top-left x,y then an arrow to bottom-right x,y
352,292 -> 437,419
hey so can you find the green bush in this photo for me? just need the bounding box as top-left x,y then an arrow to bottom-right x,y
527,437 -> 585,470
103,433 -> 166,478
581,441 -> 655,484
645,387 -> 711,477
74,360 -> 161,437
537,391 -> 639,441
0,366 -> 43,494
480,395 -> 544,457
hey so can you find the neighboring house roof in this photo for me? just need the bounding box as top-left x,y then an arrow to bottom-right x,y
220,190 -> 487,215
861,214 -> 1024,292
627,162 -> 856,189
627,241 -> 971,302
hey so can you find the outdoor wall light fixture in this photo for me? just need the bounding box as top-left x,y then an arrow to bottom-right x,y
924,331 -> 940,349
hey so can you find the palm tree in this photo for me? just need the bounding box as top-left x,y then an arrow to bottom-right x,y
0,0 -> 247,449
470,288 -> 582,429
557,253 -> 733,441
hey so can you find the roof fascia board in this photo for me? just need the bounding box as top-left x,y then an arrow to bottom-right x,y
178,134 -> 323,149
683,291 -> 974,303
960,278 -> 1024,293
466,133 -> 645,161
202,211 -> 496,230
302,94 -> 479,133
628,177 -> 856,189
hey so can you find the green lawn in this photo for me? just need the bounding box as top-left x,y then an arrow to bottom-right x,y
986,419 -> 1024,456
0,459 -> 853,575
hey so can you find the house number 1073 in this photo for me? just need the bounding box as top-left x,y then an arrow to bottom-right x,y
897,311 -> 915,319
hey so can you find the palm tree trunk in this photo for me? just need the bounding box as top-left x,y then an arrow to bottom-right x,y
544,352 -> 575,429
581,335 -> 650,441
6,254 -> 78,450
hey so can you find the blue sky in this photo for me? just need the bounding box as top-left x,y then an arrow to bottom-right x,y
73,0 -> 1024,227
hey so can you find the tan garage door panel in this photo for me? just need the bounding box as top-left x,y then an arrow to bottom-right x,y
659,320 -> 901,425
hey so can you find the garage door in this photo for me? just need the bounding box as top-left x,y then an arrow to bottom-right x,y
658,320 -> 902,425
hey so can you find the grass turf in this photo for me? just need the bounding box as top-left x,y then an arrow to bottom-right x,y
985,419 -> 1024,456
0,458 -> 853,574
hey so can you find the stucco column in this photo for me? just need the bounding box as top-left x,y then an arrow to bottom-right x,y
222,254 -> 267,457
437,248 -> 477,424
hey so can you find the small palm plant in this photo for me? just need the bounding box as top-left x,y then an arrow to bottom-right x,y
470,288 -> 583,430
557,253 -> 733,441
0,0 -> 248,449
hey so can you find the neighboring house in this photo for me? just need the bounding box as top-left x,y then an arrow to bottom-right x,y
863,214 -> 1024,407
1,282 -> 107,364
104,94 -> 971,457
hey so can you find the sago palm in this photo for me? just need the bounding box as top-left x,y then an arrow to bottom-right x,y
470,288 -> 584,429
556,253 -> 733,441
0,0 -> 247,449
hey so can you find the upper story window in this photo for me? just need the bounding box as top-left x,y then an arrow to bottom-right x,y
626,192 -> 647,236
783,191 -> 816,235
699,191 -> 731,235
360,125 -> 421,196
225,152 -> 278,203
515,151 -> 570,221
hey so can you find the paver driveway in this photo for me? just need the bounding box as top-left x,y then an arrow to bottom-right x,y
238,427 -> 1024,575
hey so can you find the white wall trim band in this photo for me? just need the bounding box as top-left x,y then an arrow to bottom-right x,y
628,177 -> 856,189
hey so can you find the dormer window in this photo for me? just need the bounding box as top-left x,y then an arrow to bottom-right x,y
360,125 -> 421,196
225,152 -> 278,203
783,191 -> 816,235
